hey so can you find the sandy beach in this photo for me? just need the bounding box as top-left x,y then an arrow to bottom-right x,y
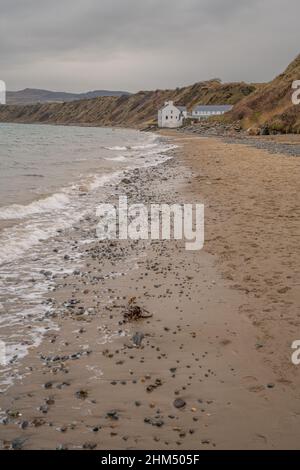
0,132 -> 300,450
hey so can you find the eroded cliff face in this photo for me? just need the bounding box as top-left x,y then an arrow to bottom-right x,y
229,54 -> 300,133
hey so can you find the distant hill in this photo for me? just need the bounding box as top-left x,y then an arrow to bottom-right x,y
6,88 -> 131,105
0,80 -> 257,128
229,53 -> 300,133
1,55 -> 299,133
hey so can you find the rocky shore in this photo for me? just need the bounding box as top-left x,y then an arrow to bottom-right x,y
182,121 -> 300,157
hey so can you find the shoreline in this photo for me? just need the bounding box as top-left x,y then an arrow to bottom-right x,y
0,127 -> 171,388
0,132 -> 300,449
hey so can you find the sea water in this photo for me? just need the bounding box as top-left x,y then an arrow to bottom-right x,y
0,123 -> 175,390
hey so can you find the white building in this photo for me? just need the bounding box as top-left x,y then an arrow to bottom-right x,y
158,101 -> 187,128
191,105 -> 233,119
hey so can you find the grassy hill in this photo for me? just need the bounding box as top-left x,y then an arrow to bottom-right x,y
1,54 -> 299,133
228,54 -> 300,133
6,88 -> 131,105
0,80 -> 257,128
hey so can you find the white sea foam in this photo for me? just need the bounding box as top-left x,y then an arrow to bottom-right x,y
131,143 -> 158,150
0,221 -> 73,265
105,155 -> 127,162
88,171 -> 122,190
0,169 -> 125,265
105,145 -> 129,151
0,193 -> 70,220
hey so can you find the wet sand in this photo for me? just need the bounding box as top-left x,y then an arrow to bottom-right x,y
0,134 -> 300,450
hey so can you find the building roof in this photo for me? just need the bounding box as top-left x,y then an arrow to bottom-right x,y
192,105 -> 233,113
159,102 -> 187,112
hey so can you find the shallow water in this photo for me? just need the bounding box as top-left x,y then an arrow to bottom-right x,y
0,123 -> 176,390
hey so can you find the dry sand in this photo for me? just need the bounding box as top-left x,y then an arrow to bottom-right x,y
0,133 -> 299,450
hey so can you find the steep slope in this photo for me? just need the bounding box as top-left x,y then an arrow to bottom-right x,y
6,88 -> 131,105
0,80 -> 256,128
229,54 -> 300,133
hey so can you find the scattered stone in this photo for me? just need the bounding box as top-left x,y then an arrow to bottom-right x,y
144,417 -> 164,427
75,389 -> 88,400
11,438 -> 26,450
146,378 -> 162,393
39,405 -> 48,414
132,332 -> 145,347
32,418 -> 46,427
201,439 -> 211,445
92,426 -> 101,432
7,410 -> 21,418
82,442 -> 97,450
277,286 -> 290,294
20,421 -> 29,430
45,398 -> 55,406
173,398 -> 186,409
44,381 -> 53,389
106,410 -> 119,420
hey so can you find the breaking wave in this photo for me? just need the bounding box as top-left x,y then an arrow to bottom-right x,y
0,193 -> 70,220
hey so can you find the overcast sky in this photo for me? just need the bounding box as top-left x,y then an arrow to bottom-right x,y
0,0 -> 299,92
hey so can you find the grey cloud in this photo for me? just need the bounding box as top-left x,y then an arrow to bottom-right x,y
0,0 -> 299,92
